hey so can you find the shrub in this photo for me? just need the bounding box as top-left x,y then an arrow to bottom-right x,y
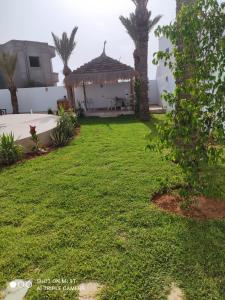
48,108 -> 54,115
30,126 -> 40,153
0,133 -> 23,166
51,107 -> 76,147
68,110 -> 79,128
50,128 -> 70,147
152,0 -> 225,196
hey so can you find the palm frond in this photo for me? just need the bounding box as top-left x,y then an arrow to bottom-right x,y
51,26 -> 78,66
132,0 -> 148,7
148,15 -> 162,32
120,8 -> 161,44
0,52 -> 17,82
119,14 -> 138,46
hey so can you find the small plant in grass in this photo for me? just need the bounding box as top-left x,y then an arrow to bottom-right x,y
0,133 -> 23,166
150,0 -> 225,199
51,106 -> 76,147
47,108 -> 54,115
30,126 -> 40,153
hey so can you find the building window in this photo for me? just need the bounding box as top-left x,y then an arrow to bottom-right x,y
165,48 -> 170,53
29,56 -> 40,67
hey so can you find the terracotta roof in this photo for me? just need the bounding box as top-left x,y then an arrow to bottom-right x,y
64,51 -> 135,87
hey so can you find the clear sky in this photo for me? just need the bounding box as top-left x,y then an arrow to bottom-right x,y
1,0 -> 177,84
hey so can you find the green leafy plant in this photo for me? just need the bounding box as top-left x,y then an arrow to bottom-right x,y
69,113 -> 79,128
151,0 -> 225,196
51,107 -> 76,147
48,108 -> 54,115
0,133 -> 23,166
50,128 -> 70,147
30,126 -> 40,153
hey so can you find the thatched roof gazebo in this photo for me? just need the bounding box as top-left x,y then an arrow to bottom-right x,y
64,42 -> 136,112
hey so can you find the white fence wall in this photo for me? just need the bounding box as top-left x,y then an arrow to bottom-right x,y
149,80 -> 160,105
0,86 -> 67,114
0,89 -> 13,113
75,82 -> 131,109
0,82 -> 161,114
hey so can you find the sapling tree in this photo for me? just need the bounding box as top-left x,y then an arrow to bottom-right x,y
152,0 -> 225,196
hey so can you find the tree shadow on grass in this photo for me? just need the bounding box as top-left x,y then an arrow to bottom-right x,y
202,163 -> 225,200
80,115 -> 138,126
80,114 -> 166,133
173,217 -> 225,299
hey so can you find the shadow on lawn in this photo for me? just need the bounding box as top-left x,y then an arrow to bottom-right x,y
174,217 -> 225,298
80,114 -> 165,131
202,164 -> 225,200
80,115 -> 139,126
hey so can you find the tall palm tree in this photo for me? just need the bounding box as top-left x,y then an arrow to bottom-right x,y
0,52 -> 19,114
52,27 -> 78,108
120,0 -> 161,121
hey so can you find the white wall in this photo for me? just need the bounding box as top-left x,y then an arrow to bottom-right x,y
0,86 -> 67,114
149,80 -> 160,105
75,81 -> 161,109
0,81 -> 161,114
75,82 -> 131,109
156,37 -> 175,111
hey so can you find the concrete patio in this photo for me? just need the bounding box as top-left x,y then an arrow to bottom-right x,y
0,114 -> 58,152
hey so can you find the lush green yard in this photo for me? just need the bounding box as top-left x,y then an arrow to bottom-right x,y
0,116 -> 225,299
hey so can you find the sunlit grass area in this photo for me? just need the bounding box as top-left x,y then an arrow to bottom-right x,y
0,116 -> 224,299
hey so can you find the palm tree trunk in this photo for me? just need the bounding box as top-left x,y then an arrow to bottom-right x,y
66,86 -> 75,109
9,86 -> 19,114
63,65 -> 75,110
133,49 -> 140,73
136,41 -> 149,121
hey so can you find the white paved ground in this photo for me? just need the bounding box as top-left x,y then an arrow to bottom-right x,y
0,114 -> 58,141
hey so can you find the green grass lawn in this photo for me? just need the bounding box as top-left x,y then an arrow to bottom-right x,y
0,116 -> 225,300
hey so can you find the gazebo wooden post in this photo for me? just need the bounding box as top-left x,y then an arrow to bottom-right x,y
82,81 -> 88,111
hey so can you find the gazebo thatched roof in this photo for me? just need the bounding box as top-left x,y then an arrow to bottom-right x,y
64,45 -> 135,87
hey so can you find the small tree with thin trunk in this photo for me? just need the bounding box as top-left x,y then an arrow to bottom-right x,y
52,27 -> 78,108
0,52 -> 19,114
175,0 -> 196,108
120,0 -> 161,121
151,0 -> 225,198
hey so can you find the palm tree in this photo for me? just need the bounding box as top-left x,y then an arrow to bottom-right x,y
120,0 -> 161,121
0,52 -> 19,114
52,27 -> 78,108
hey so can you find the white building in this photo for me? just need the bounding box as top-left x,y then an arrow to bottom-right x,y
0,40 -> 58,89
156,37 -> 175,111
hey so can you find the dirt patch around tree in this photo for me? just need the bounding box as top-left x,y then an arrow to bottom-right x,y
152,193 -> 225,220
